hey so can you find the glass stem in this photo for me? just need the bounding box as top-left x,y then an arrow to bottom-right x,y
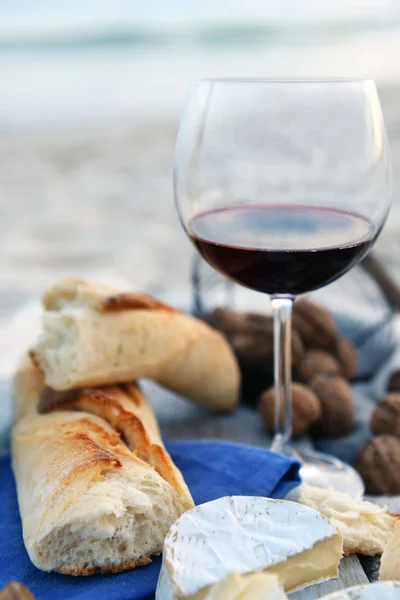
270,297 -> 293,454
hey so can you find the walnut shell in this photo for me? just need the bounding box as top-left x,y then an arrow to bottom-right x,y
388,369 -> 400,393
231,331 -> 274,367
244,312 -> 273,333
258,383 -> 321,439
292,299 -> 337,349
371,393 -> 400,437
335,337 -> 357,379
231,327 -> 304,368
291,329 -> 305,366
0,582 -> 35,600
354,435 -> 400,494
310,374 -> 354,437
232,325 -> 303,403
298,349 -> 342,382
206,307 -> 248,337
207,307 -> 274,337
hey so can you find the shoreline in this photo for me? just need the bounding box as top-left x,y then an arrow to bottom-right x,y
1,27 -> 400,133
0,82 -> 398,316
1,79 -> 400,140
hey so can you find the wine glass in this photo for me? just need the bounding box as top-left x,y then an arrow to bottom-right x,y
174,79 -> 392,496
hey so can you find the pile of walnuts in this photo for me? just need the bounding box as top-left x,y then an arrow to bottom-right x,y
208,299 -> 357,440
209,301 -> 400,494
355,372 -> 400,494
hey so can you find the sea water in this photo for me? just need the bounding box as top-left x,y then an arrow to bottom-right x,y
0,0 -> 399,129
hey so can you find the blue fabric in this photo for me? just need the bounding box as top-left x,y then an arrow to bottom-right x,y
0,439 -> 300,600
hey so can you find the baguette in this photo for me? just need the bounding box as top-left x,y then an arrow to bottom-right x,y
380,519 -> 400,581
12,355 -> 193,575
31,278 -> 240,412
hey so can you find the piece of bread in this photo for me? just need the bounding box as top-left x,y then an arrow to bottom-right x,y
31,278 -> 240,412
299,483 -> 399,556
380,520 -> 400,581
12,355 -> 194,575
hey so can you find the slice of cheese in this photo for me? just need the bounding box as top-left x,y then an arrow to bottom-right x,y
380,520 -> 400,581
192,572 -> 287,600
299,483 -> 399,556
319,582 -> 400,599
155,496 -> 343,600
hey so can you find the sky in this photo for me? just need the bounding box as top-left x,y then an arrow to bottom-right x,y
0,0 -> 399,31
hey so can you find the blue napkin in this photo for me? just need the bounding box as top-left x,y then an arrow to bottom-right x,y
0,439 -> 300,600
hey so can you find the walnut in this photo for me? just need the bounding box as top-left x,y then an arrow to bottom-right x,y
388,369 -> 400,393
231,331 -> 274,367
354,435 -> 400,494
371,393 -> 400,437
207,307 -> 274,337
258,383 -> 321,439
208,307 -> 306,368
0,582 -> 35,600
243,312 -> 273,333
335,337 -> 357,379
291,329 -> 305,366
292,299 -> 337,349
231,327 -> 304,368
310,374 -> 354,437
206,307 -> 248,337
233,324 -> 305,402
230,330 -> 274,401
298,349 -> 342,382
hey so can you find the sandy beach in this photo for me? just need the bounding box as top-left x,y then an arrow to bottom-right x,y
0,82 -> 398,316
0,0 -> 399,317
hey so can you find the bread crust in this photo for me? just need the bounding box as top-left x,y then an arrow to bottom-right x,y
12,356 -> 193,575
57,554 -> 152,576
42,278 -> 175,313
38,382 -> 193,509
380,520 -> 400,581
32,279 -> 240,412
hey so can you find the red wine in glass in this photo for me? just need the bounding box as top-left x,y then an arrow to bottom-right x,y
189,204 -> 377,296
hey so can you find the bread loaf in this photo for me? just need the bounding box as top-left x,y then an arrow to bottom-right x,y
12,355 -> 193,575
31,279 -> 240,412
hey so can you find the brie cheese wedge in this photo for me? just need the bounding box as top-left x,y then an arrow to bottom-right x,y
320,582 -> 400,599
191,572 -> 287,600
155,496 -> 343,599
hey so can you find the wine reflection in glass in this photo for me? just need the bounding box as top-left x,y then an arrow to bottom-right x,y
174,79 -> 392,495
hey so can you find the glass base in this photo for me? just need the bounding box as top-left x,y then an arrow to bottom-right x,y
299,448 -> 365,497
273,442 -> 365,498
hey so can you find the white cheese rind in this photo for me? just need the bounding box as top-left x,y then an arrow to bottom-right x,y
155,495 -> 340,600
320,582 -> 400,599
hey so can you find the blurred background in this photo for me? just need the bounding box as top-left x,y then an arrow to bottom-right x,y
0,0 -> 399,314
